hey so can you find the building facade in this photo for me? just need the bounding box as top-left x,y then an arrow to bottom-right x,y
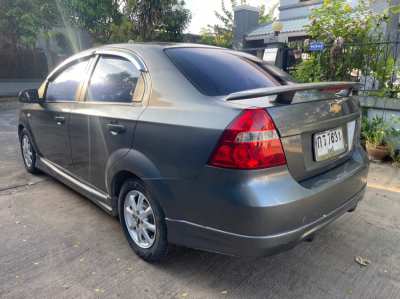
233,0 -> 395,54
233,2 -> 320,53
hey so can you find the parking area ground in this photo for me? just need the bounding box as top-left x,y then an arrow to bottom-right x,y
1,101 -> 400,299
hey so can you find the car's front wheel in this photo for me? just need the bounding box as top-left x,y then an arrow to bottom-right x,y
19,128 -> 40,174
118,178 -> 168,262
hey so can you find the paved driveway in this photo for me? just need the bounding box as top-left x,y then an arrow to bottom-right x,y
1,102 -> 400,299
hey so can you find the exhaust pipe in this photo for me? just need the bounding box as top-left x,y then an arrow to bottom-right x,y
347,204 -> 358,213
304,234 -> 315,242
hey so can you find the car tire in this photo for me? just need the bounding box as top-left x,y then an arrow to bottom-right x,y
118,178 -> 168,262
19,128 -> 40,174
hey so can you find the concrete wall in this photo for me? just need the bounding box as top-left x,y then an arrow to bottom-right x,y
279,0 -> 388,23
359,96 -> 400,148
279,4 -> 321,20
0,80 -> 42,97
280,0 -> 301,6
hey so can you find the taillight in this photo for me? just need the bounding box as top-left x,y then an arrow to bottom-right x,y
208,108 -> 287,169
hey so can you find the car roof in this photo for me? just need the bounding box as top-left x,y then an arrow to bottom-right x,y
97,42 -> 226,57
46,42 -> 267,82
101,42 -> 222,51
47,43 -> 224,76
99,43 -> 265,66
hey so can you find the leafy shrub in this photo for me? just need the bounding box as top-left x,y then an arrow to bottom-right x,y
291,0 -> 386,84
361,116 -> 390,146
292,56 -> 322,83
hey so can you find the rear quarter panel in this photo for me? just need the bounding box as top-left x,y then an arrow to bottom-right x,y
131,47 -> 240,179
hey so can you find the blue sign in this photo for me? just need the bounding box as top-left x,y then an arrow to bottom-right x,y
309,41 -> 325,52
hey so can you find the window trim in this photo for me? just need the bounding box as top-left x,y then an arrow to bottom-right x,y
81,52 -> 146,105
47,51 -> 94,82
95,49 -> 147,72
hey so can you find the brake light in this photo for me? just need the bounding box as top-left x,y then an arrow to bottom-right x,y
208,109 -> 287,169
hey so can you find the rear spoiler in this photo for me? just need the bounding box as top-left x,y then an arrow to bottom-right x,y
225,82 -> 360,104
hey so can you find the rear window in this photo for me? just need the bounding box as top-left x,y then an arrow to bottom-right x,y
165,48 -> 279,96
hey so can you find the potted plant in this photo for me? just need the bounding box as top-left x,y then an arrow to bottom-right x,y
361,116 -> 390,161
389,143 -> 400,167
388,122 -> 400,167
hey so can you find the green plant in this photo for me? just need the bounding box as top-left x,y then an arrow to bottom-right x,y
384,84 -> 400,98
292,55 -> 323,83
306,0 -> 382,45
292,0 -> 386,83
387,117 -> 400,166
0,0 -> 59,48
63,0 -> 192,43
123,0 -> 192,42
388,142 -> 400,166
60,0 -> 123,44
361,116 -> 391,146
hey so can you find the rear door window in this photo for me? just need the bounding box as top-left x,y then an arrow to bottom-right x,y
165,48 -> 280,96
87,56 -> 141,103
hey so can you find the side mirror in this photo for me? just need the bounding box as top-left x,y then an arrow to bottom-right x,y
18,89 -> 40,103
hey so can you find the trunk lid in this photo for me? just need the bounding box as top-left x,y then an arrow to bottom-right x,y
225,82 -> 361,181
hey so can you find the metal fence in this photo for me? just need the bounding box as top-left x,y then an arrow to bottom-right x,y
286,40 -> 400,97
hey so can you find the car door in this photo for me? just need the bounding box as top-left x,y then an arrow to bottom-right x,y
68,52 -> 147,191
28,58 -> 91,169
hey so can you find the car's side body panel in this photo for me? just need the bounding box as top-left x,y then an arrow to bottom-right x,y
69,102 -> 143,192
122,44 -> 241,179
27,102 -> 72,169
36,156 -> 113,213
18,104 -> 42,154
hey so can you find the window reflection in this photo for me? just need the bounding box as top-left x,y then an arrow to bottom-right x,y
87,56 -> 140,103
46,59 -> 89,101
166,48 -> 279,97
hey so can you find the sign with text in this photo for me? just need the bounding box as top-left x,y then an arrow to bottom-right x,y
309,41 -> 325,52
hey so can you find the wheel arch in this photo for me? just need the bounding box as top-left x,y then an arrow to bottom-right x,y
18,124 -> 24,137
107,149 -> 174,217
111,170 -> 142,204
18,122 -> 41,157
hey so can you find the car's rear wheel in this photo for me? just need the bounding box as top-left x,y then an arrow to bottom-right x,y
19,128 -> 39,174
118,178 -> 168,262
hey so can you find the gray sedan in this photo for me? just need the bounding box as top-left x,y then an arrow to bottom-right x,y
17,43 -> 369,262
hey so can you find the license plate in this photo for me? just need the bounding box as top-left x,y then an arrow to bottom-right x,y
314,127 -> 345,161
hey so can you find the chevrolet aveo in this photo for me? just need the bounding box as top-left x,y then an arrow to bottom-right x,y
18,43 -> 369,262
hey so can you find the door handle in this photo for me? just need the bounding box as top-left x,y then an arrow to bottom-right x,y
107,123 -> 125,135
54,116 -> 65,125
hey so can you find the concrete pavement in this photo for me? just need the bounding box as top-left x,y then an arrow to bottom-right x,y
1,102 -> 400,299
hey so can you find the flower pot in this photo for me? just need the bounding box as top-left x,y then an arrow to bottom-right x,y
366,142 -> 389,161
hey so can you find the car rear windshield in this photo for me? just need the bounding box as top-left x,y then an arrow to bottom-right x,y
165,48 -> 280,96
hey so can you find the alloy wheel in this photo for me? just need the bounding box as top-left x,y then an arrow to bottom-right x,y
22,135 -> 33,168
124,190 -> 156,249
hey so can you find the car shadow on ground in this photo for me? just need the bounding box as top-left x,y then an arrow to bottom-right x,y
147,220 -> 362,298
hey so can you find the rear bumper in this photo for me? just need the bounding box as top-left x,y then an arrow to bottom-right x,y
166,186 -> 365,257
151,146 -> 369,257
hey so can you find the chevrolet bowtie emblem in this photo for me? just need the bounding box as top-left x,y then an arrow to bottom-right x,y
330,102 -> 342,113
